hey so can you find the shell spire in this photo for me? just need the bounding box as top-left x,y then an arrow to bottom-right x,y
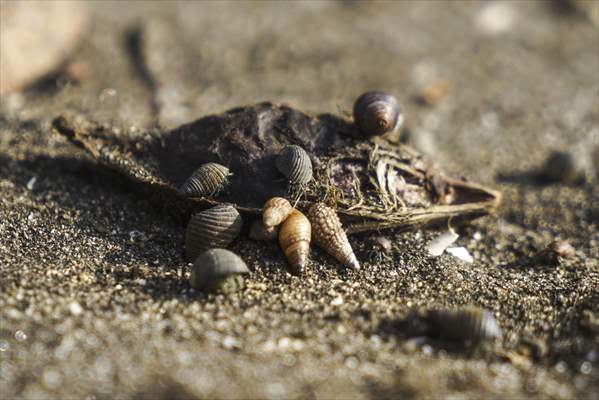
308,203 -> 359,269
278,209 -> 311,275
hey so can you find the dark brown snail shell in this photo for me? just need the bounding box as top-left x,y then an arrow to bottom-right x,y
190,248 -> 249,293
353,91 -> 403,138
179,162 -> 231,197
426,307 -> 502,343
184,204 -> 242,261
275,145 -> 313,187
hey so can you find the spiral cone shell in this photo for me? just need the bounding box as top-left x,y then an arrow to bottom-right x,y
262,197 -> 293,227
179,162 -> 230,197
278,209 -> 311,275
308,203 -> 359,269
275,145 -> 313,186
185,204 -> 242,261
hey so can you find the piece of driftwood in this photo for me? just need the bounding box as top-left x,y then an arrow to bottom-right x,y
52,102 -> 500,234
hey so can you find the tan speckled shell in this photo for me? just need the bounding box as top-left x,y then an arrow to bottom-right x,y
185,204 -> 242,261
262,197 -> 293,227
278,209 -> 311,274
179,162 -> 230,197
275,145 -> 313,186
308,203 -> 359,269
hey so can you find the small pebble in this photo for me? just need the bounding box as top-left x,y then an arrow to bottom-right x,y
26,176 -> 37,191
14,330 -> 27,342
68,301 -> 83,316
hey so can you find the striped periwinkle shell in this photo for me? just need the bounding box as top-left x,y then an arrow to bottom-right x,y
185,204 -> 242,261
190,248 -> 249,293
427,307 -> 502,343
353,91 -> 403,138
308,203 -> 359,269
275,145 -> 313,187
179,162 -> 231,197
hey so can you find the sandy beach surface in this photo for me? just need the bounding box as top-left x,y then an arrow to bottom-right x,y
1,1 -> 598,399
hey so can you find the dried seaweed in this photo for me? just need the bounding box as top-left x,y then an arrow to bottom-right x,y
52,103 -> 501,233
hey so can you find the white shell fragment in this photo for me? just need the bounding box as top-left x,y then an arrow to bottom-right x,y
427,229 -> 459,257
446,247 -> 474,263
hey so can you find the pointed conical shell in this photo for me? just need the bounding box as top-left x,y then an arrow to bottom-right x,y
190,248 -> 249,293
278,209 -> 311,275
276,145 -> 313,186
262,197 -> 293,227
179,162 -> 230,197
249,220 -> 279,241
308,203 -> 359,269
185,204 -> 242,261
427,307 -> 502,342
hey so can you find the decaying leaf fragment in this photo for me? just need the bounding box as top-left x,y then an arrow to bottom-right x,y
52,103 -> 501,233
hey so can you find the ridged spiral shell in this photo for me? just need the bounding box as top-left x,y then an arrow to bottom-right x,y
353,91 -> 403,138
308,203 -> 359,269
426,307 -> 502,342
185,204 -> 242,261
262,197 -> 294,227
190,248 -> 249,293
249,220 -> 279,241
179,162 -> 231,197
278,209 -> 311,275
275,145 -> 313,187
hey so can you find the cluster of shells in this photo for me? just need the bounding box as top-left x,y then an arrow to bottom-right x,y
175,91 -> 503,346
180,92 -> 401,293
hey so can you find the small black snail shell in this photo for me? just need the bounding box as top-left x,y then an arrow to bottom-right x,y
541,150 -> 587,184
426,307 -> 502,343
275,145 -> 313,187
190,248 -> 249,293
353,91 -> 403,138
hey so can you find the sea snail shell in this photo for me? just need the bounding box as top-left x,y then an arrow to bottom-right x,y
249,220 -> 279,241
179,162 -> 231,197
276,145 -> 313,187
190,248 -> 249,293
263,197 -> 294,227
184,204 -> 242,262
308,203 -> 359,269
278,209 -> 311,275
353,91 -> 403,138
426,307 -> 502,343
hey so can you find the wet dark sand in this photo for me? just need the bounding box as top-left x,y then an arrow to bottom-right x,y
1,1 -> 598,399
